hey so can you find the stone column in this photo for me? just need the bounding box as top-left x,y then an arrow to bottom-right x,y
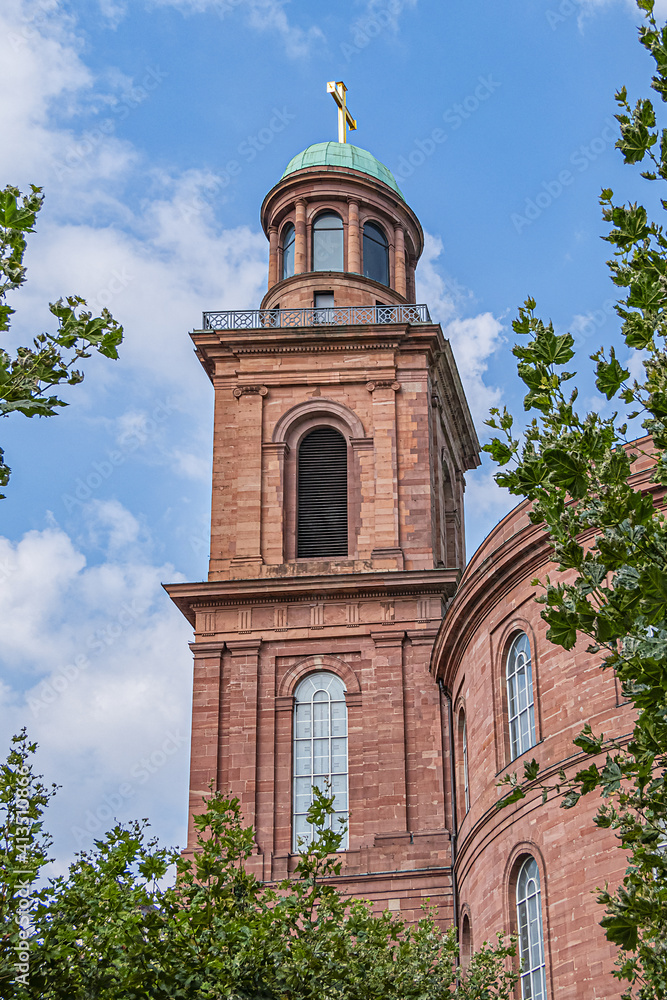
186,639 -> 223,853
230,386 -> 268,575
351,436 -> 374,560
394,224 -> 406,297
347,199 -> 361,273
268,225 -> 278,287
368,380 -> 403,569
262,441 -> 289,564
295,199 -> 307,274
224,639 -> 262,832
370,631 -> 408,832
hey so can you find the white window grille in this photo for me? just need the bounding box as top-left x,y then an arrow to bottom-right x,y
462,713 -> 470,814
292,671 -> 348,851
506,632 -> 536,760
516,856 -> 548,1000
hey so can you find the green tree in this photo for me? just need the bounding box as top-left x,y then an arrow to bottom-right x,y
0,183 -> 123,496
486,1 -> 667,995
0,731 -> 516,1000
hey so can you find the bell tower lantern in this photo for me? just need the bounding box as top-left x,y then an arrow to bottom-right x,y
167,101 -> 481,922
261,141 -> 422,308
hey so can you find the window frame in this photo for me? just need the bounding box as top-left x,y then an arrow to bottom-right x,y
456,704 -> 470,821
292,670 -> 349,852
271,401 -> 366,565
312,211 -> 344,272
296,426 -> 349,559
362,219 -> 389,286
505,631 -> 537,761
281,221 -> 295,280
515,856 -> 548,1000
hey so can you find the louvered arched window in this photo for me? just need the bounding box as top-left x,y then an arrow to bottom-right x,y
293,671 -> 348,851
297,428 -> 348,558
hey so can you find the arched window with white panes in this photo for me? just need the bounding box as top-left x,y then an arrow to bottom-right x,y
281,222 -> 295,280
312,212 -> 343,271
292,671 -> 348,851
506,632 -> 536,760
516,856 -> 548,1000
458,707 -> 470,817
462,712 -> 470,814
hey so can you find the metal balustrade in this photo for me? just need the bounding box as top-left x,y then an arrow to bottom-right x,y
202,303 -> 431,331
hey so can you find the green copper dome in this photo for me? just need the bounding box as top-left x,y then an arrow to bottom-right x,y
281,142 -> 405,201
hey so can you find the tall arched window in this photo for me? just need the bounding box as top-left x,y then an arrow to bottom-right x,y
297,428 -> 348,558
460,912 -> 472,971
293,671 -> 348,851
312,212 -> 343,272
461,711 -> 470,814
282,222 -> 295,279
516,857 -> 548,999
363,221 -> 389,286
506,632 -> 536,760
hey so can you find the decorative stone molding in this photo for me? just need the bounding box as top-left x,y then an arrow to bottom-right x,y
366,380 -> 401,392
277,653 -> 362,698
233,384 -> 269,397
272,397 -> 365,443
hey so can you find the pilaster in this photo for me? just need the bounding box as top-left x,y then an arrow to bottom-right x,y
230,386 -> 267,575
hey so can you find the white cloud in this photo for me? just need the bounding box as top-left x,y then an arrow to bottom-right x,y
357,0 -> 418,31
571,0 -> 667,30
148,0 -> 325,58
0,504 -> 193,864
464,465 -> 515,558
99,0 -> 128,27
416,233 -> 505,427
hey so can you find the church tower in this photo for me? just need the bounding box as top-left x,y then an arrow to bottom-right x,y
167,87 -> 480,921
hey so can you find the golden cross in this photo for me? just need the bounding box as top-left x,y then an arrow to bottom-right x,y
327,81 -> 357,143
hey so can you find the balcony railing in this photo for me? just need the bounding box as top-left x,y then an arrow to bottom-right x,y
202,303 -> 431,331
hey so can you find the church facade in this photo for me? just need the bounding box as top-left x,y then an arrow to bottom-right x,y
166,131 -> 633,999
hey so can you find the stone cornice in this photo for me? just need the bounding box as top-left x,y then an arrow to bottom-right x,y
164,568 -> 459,627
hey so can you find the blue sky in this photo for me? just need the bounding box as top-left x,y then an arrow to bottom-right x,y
0,0 -> 661,869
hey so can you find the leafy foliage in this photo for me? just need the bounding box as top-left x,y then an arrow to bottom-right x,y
487,3 -> 667,995
0,184 -> 123,495
0,735 -> 517,1000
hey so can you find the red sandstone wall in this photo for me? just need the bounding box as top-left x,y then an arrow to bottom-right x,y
433,496 -> 637,998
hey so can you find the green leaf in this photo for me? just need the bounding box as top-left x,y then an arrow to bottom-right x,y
596,355 -> 630,400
